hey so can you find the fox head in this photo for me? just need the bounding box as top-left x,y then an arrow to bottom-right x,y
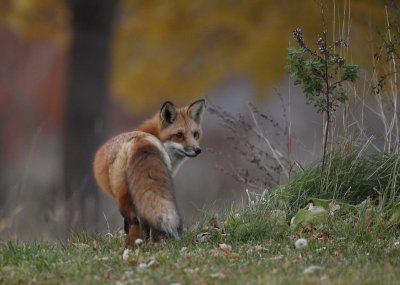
158,99 -> 206,159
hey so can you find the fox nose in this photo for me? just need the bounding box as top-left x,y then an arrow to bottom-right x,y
195,147 -> 202,155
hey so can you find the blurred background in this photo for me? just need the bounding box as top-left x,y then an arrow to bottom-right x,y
0,0 -> 395,240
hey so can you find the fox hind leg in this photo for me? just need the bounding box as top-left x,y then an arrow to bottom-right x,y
126,221 -> 142,247
118,192 -> 143,247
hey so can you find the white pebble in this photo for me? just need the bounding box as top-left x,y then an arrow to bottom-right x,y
295,238 -> 308,249
303,265 -> 324,274
218,243 -> 232,251
122,248 -> 132,261
137,263 -> 148,270
135,238 -> 143,246
307,204 -> 327,213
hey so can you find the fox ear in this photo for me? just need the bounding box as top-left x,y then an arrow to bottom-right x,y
187,99 -> 206,124
160,101 -> 177,126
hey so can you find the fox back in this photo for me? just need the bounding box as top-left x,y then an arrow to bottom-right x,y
93,131 -> 181,241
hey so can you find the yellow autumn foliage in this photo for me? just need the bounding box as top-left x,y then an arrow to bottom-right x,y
0,0 -> 391,113
0,0 -> 68,44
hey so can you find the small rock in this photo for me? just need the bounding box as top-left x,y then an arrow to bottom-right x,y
148,259 -> 159,269
122,248 -> 133,261
295,238 -> 308,249
211,271 -> 226,279
137,263 -> 148,270
218,243 -> 232,252
195,232 -> 211,243
303,265 -> 324,274
307,204 -> 327,213
269,255 -> 284,260
135,239 -> 143,246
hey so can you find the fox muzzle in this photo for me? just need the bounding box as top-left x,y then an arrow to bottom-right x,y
184,147 -> 201,157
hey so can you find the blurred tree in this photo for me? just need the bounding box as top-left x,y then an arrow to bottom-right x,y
63,0 -> 118,229
0,119 -> 4,208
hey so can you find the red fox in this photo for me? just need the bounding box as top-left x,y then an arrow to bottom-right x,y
93,99 -> 205,246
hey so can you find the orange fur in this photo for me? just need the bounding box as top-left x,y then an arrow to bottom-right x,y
94,131 -> 178,246
93,100 -> 205,247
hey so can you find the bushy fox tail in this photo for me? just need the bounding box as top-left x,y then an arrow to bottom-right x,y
127,138 -> 181,239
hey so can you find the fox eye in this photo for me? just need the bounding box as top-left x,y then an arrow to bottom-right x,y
176,132 -> 184,139
193,131 -> 200,139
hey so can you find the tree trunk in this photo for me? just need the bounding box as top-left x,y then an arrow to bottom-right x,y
63,0 -> 118,230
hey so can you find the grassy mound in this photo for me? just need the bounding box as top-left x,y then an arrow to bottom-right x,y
223,150 -> 400,244
273,151 -> 400,216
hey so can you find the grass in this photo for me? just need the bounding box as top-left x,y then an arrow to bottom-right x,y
1,199 -> 399,284
1,148 -> 400,284
1,149 -> 400,284
0,145 -> 400,284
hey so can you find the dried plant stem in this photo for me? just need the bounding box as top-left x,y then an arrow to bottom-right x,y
320,2 -> 330,188
248,104 -> 289,178
385,6 -> 399,152
321,30 -> 330,176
